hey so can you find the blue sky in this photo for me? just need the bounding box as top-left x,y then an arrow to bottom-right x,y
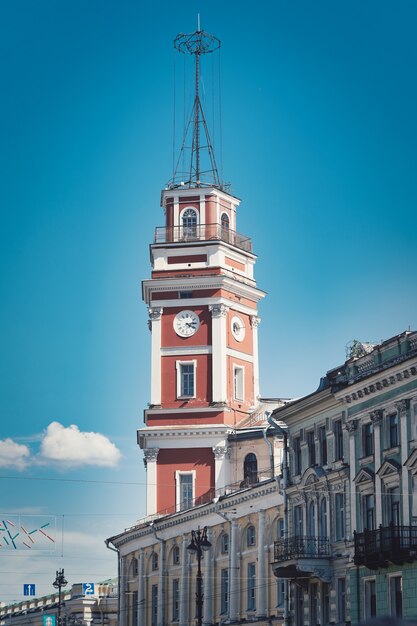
1,0 -> 416,603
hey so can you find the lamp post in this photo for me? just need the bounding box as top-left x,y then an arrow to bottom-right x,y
52,569 -> 68,626
187,526 -> 211,626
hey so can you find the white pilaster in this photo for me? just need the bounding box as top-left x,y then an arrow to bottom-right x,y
397,399 -> 411,524
346,420 -> 358,532
157,541 -> 166,626
229,520 -> 239,622
370,410 -> 383,526
148,307 -> 163,406
144,448 -> 159,516
203,528 -> 214,626
174,197 -> 180,228
212,446 -> 231,494
256,510 -> 267,618
119,556 -> 127,626
138,548 -> 145,626
209,304 -> 228,404
179,535 -> 189,626
250,316 -> 261,402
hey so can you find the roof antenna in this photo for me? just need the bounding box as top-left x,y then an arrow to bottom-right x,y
197,13 -> 201,32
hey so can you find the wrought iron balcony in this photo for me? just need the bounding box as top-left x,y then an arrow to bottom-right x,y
274,536 -> 331,562
354,524 -> 417,569
153,223 -> 252,253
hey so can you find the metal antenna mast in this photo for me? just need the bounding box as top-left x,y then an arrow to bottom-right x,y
170,21 -> 224,190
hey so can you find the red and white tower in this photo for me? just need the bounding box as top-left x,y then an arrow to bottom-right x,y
138,25 -> 265,517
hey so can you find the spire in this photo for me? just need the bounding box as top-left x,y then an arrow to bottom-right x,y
168,22 -> 226,191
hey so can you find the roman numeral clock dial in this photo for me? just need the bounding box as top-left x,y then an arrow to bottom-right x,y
174,310 -> 200,337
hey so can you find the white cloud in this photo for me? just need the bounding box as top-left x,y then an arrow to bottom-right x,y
39,422 -> 122,467
0,438 -> 30,469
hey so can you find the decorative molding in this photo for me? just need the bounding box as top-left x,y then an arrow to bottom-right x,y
143,448 -> 160,462
250,315 -> 261,328
213,446 -> 231,460
370,409 -> 383,426
339,366 -> 417,404
209,303 -> 229,318
395,398 -> 410,415
345,420 -> 358,434
148,307 -> 163,321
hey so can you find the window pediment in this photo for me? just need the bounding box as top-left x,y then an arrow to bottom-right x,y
353,467 -> 374,484
404,448 -> 417,474
376,459 -> 401,478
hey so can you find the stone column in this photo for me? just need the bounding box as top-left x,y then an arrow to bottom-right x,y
256,510 -> 267,618
370,410 -> 383,526
397,399 -> 411,524
119,555 -> 127,626
148,307 -> 163,406
179,535 -> 189,626
203,528 -> 214,626
209,304 -> 228,404
250,316 -> 261,402
138,548 -> 145,626
212,446 -> 231,495
229,519 -> 239,622
157,541 -> 166,626
346,420 -> 358,532
144,448 -> 159,516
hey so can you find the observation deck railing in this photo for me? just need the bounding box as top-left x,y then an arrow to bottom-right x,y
274,536 -> 331,562
154,223 -> 252,253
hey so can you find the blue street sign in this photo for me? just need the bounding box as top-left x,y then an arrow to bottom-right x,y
23,584 -> 36,596
83,582 -> 95,595
43,616 -> 56,626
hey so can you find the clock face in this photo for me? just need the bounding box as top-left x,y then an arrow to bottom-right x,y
231,315 -> 245,342
174,310 -> 200,337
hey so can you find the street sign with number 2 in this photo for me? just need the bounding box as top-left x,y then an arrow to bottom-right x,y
82,582 -> 95,595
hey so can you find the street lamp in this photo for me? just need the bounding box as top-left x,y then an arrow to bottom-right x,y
187,526 -> 212,626
52,569 -> 68,626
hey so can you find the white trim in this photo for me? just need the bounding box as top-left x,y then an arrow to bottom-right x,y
143,275 -> 265,304
179,205 -> 199,225
153,298 -> 258,316
233,364 -> 245,401
174,197 -> 179,227
226,348 -> 254,363
145,407 -> 231,415
231,315 -> 246,342
176,359 -> 197,399
161,345 -> 212,356
175,470 -> 196,512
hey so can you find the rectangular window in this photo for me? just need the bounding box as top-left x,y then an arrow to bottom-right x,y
277,579 -> 285,608
178,473 -> 193,511
293,437 -> 302,475
337,578 -> 346,624
387,413 -> 399,448
172,579 -> 179,621
309,583 -> 318,626
247,562 -> 256,611
176,361 -> 196,398
179,291 -> 193,299
319,426 -> 327,465
334,420 -> 344,461
294,505 -> 303,538
390,576 -> 402,617
363,493 -> 375,531
151,585 -> 158,626
363,422 -> 374,457
364,579 -> 376,620
307,431 -> 316,467
335,493 -> 345,540
132,591 -> 138,626
386,487 -> 400,525
233,365 -> 244,401
221,568 -> 229,614
321,582 -> 330,625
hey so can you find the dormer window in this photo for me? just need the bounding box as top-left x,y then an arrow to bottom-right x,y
181,207 -> 198,238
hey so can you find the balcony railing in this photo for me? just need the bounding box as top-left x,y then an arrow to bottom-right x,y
274,536 -> 331,562
354,524 -> 417,568
154,224 -> 252,253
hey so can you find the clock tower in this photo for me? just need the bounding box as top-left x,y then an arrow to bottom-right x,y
138,25 -> 265,517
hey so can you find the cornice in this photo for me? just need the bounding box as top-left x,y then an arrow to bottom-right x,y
144,406 -> 231,416
336,362 -> 417,405
142,275 -> 266,304
138,425 -> 233,440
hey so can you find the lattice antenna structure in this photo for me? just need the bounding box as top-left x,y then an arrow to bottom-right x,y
169,21 -> 225,191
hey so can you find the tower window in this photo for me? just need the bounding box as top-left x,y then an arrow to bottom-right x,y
175,470 -> 195,511
233,365 -> 244,401
243,453 -> 258,485
181,207 -> 198,238
176,361 -> 196,398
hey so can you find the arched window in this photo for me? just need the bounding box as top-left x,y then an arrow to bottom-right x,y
221,533 -> 229,554
308,501 -> 315,537
173,545 -> 180,565
243,453 -> 258,486
247,525 -> 256,547
220,213 -> 230,243
129,557 -> 138,577
319,498 -> 327,538
181,208 -> 198,238
151,552 -> 158,571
